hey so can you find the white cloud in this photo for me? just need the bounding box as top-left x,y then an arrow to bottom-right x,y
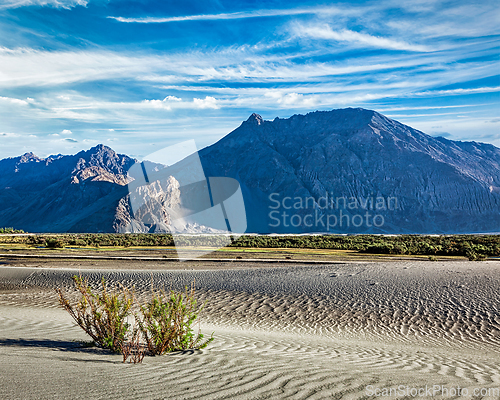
413,86 -> 500,96
377,104 -> 492,112
0,43 -> 494,96
193,96 -> 219,109
265,91 -> 318,107
0,132 -> 20,137
61,129 -> 72,134
107,6 -> 349,24
0,48 -> 168,88
293,24 -> 432,52
0,0 -> 87,9
142,99 -> 171,110
142,95 -> 219,110
0,96 -> 30,105
142,96 -> 182,110
163,95 -> 181,102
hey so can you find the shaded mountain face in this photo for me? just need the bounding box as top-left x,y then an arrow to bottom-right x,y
1,108 -> 500,234
197,108 -> 500,233
0,145 -> 138,233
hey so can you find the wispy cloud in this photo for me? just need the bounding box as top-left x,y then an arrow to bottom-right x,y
193,96 -> 219,109
142,96 -> 182,111
265,91 -> 319,107
142,95 -> 220,110
293,23 -> 432,52
413,86 -> 500,96
0,132 -> 20,137
0,48 -> 165,87
107,6 -> 348,24
0,47 -> 431,88
0,0 -> 87,9
0,95 -> 33,105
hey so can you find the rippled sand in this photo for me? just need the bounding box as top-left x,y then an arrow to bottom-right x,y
1,261 -> 499,399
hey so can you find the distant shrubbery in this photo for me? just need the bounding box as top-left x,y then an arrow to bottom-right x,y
0,227 -> 24,234
1,232 -> 498,260
45,238 -> 64,248
232,234 -> 500,260
22,233 -> 177,248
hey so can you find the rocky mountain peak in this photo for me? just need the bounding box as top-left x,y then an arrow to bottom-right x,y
72,144 -> 134,184
89,143 -> 113,154
199,108 -> 500,234
245,113 -> 264,126
19,152 -> 41,163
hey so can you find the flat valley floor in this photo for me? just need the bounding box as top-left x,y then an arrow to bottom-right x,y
0,258 -> 499,399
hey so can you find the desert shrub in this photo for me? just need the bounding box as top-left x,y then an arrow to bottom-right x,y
362,243 -> 394,254
137,283 -> 214,355
58,276 -> 213,362
57,276 -> 134,353
67,238 -> 86,246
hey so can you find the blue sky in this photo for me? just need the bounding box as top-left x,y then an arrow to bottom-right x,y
0,0 -> 498,159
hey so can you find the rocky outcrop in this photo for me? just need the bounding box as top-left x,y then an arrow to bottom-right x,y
114,176 -> 182,233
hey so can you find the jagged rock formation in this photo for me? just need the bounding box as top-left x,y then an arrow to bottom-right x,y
114,176 -> 182,233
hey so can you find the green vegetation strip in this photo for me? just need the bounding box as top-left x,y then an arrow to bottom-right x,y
1,232 -> 499,261
0,227 -> 24,234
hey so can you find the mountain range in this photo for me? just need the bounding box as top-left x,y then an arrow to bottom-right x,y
1,108 -> 500,234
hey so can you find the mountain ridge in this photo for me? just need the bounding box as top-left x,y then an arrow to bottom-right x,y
1,108 -> 499,233
197,108 -> 500,233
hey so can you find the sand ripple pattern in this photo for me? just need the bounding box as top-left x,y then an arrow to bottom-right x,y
1,262 -> 500,399
2,262 -> 499,351
0,306 -> 500,400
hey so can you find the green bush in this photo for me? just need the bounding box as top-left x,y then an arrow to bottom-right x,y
466,250 -> 487,261
137,284 -> 213,355
45,238 -> 64,249
7,232 -> 500,260
57,276 -> 134,353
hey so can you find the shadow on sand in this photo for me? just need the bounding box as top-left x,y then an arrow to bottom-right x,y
0,338 -> 108,355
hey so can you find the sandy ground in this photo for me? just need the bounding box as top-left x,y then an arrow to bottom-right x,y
0,260 -> 500,399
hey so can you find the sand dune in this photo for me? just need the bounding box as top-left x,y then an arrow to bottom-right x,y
1,261 -> 500,399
